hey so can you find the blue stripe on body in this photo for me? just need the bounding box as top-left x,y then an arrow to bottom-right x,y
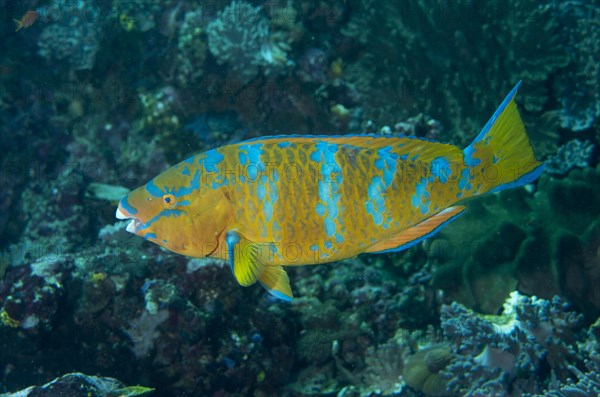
119,197 -> 138,215
430,157 -> 452,184
135,209 -> 183,231
238,143 -> 264,181
146,170 -> 202,198
146,179 -> 164,197
411,178 -> 431,215
238,144 -> 279,236
458,168 -> 472,191
365,146 -> 398,228
311,142 -> 344,243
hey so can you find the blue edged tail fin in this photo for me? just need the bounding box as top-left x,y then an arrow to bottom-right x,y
464,81 -> 545,194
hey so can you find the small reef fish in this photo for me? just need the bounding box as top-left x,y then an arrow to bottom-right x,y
13,10 -> 38,32
116,82 -> 544,301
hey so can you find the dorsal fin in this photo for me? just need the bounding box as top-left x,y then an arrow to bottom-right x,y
236,134 -> 464,165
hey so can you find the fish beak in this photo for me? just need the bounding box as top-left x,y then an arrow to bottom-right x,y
116,206 -> 142,234
115,207 -> 129,220
125,218 -> 143,234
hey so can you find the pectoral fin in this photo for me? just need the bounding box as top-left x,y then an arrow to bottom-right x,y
226,230 -> 264,286
225,230 -> 293,301
366,206 -> 466,253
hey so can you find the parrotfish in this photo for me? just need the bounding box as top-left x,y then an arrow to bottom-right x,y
116,82 -> 544,301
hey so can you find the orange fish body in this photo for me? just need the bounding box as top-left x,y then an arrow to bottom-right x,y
14,10 -> 38,32
117,82 -> 544,300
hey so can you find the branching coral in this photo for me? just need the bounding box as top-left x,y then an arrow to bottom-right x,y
439,292 -> 588,397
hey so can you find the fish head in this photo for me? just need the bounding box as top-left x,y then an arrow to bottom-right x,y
116,165 -> 231,258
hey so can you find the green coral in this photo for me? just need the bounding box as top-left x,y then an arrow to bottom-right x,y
429,165 -> 600,318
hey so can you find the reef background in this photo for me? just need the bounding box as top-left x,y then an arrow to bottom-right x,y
0,1 -> 599,396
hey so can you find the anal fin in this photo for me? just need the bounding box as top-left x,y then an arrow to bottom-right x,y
366,206 -> 466,253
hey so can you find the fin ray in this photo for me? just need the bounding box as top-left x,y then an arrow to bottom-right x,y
464,81 -> 544,193
226,231 -> 264,286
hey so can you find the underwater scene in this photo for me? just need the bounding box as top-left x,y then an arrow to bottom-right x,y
1,0 -> 599,396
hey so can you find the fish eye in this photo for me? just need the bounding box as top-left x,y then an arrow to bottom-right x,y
162,194 -> 176,208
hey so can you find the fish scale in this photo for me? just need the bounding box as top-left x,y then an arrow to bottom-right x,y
201,137 -> 468,263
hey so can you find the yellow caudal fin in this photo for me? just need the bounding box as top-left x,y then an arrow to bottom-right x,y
366,206 -> 466,253
463,81 -> 544,194
225,230 -> 293,301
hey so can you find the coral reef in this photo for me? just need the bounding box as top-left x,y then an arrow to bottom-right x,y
1,372 -> 153,397
403,344 -> 451,396
360,338 -> 408,395
170,5 -> 207,87
438,292 -> 591,397
1,0 -> 599,396
206,1 -> 291,84
429,165 -> 600,317
340,1 -> 572,150
545,139 -> 595,175
37,1 -> 102,71
552,1 -> 600,131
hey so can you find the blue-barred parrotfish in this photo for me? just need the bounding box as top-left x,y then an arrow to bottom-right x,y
116,82 -> 544,301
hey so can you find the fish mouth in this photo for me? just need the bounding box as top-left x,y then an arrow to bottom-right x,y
116,206 -> 142,233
